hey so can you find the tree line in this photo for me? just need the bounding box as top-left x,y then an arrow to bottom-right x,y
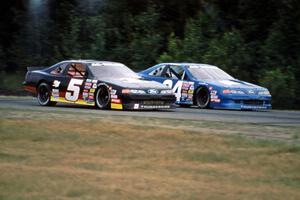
0,0 -> 299,108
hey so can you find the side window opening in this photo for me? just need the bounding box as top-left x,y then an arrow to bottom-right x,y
169,65 -> 185,80
50,63 -> 68,75
149,66 -> 165,77
67,63 -> 87,78
164,67 -> 173,78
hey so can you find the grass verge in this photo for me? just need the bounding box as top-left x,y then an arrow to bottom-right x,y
0,107 -> 300,199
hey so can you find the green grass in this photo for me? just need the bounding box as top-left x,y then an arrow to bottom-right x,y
0,107 -> 300,199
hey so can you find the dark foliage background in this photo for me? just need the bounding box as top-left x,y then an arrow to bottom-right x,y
0,0 -> 299,108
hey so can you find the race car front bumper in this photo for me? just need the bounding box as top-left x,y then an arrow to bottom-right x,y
120,94 -> 176,110
210,96 -> 272,110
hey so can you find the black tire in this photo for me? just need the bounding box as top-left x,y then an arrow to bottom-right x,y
194,87 -> 210,109
95,85 -> 110,109
37,83 -> 56,106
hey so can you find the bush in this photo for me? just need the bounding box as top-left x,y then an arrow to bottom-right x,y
259,68 -> 296,109
202,30 -> 251,80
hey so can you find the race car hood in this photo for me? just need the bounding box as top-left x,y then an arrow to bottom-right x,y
101,77 -> 169,89
205,79 -> 264,90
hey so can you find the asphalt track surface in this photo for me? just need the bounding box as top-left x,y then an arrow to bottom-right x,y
1,96 -> 300,127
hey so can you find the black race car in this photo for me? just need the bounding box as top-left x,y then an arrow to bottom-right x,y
23,60 -> 176,110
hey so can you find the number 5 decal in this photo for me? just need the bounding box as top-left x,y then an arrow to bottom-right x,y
65,79 -> 83,101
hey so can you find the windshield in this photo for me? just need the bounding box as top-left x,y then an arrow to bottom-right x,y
89,63 -> 140,79
188,66 -> 234,80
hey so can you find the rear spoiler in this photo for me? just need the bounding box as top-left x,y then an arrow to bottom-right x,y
27,66 -> 47,71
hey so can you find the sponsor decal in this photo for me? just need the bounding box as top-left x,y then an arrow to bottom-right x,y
181,93 -> 188,98
92,80 -> 97,83
188,90 -> 193,94
84,85 -> 91,90
52,88 -> 59,93
88,95 -> 94,100
86,79 -> 92,82
89,93 -> 94,97
182,86 -> 189,90
210,90 -> 217,95
140,105 -> 171,109
52,89 -> 59,100
83,92 -> 88,97
134,104 -> 139,109
111,94 -> 118,99
53,80 -> 61,88
111,98 -> 121,104
111,103 -> 123,110
110,89 -> 117,95
211,98 -> 220,103
92,83 -> 97,89
147,89 -> 159,94
85,82 -> 92,87
241,105 -> 267,109
83,89 -> 89,93
181,90 -> 188,94
211,95 -> 219,99
162,80 -> 194,102
83,96 -> 89,102
89,88 -> 95,93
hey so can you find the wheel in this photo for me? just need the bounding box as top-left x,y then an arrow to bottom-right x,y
95,85 -> 110,109
37,83 -> 56,106
194,87 -> 210,108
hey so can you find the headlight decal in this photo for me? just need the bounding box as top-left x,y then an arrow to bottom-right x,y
122,89 -> 146,94
258,90 -> 271,96
222,89 -> 245,95
161,89 -> 173,94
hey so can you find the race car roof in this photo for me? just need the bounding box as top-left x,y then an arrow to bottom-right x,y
159,63 -> 218,69
62,60 -> 124,66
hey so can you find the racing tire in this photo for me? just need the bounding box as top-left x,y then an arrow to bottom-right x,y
194,86 -> 210,109
95,85 -> 110,109
37,83 -> 56,106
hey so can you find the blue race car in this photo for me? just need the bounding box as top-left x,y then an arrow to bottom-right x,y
139,63 -> 272,110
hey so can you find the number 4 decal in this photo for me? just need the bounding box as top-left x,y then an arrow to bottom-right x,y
65,79 -> 83,101
163,80 -> 173,88
163,80 -> 183,102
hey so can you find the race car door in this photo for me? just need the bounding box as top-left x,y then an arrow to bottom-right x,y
149,65 -> 195,104
55,62 -> 95,105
